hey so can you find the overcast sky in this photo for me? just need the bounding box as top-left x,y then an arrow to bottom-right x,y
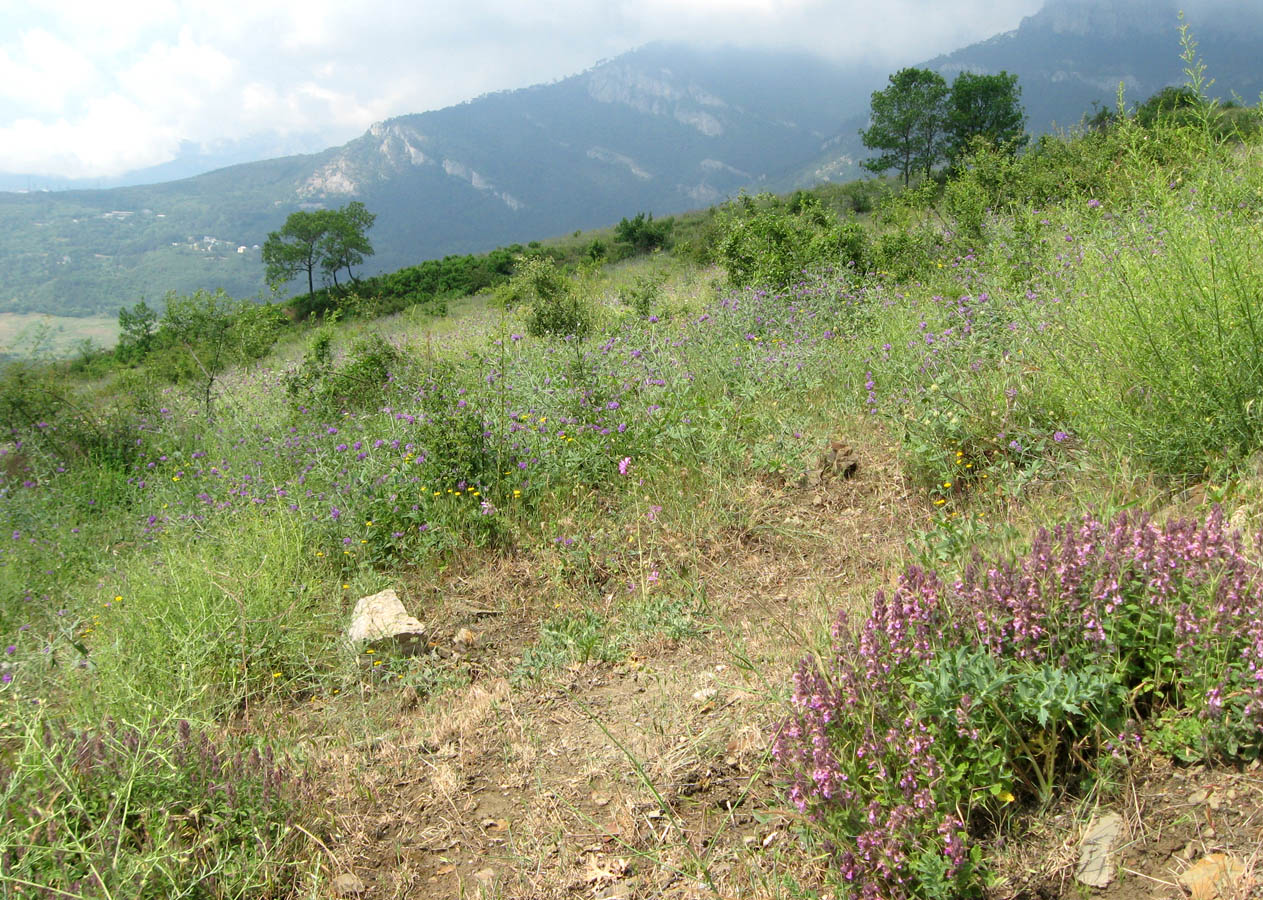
0,0 -> 1046,179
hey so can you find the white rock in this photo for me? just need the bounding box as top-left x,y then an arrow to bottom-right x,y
332,872 -> 365,896
1076,812 -> 1123,888
347,588 -> 426,654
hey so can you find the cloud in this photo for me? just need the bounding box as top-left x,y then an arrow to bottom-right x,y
0,0 -> 1044,178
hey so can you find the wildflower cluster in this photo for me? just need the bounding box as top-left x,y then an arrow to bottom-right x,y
0,716 -> 308,897
773,507 -> 1263,899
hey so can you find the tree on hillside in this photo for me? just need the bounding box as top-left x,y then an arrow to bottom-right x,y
116,299 -> 159,363
263,203 -> 376,300
319,202 -> 376,290
944,71 -> 1028,160
859,67 -> 949,186
263,210 -> 329,301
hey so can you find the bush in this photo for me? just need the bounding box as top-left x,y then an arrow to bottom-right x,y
613,212 -> 674,256
619,272 -> 666,317
287,331 -> 401,413
714,192 -> 869,289
774,507 -> 1263,899
519,257 -> 593,339
0,362 -> 146,474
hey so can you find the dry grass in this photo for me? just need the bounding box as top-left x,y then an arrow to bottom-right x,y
256,415 -> 937,899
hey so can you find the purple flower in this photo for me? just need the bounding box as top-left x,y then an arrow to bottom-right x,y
618,457 -> 631,476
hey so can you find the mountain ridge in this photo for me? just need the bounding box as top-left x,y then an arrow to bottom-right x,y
0,43 -> 885,316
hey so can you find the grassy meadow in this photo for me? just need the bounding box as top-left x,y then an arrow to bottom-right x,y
3,100 -> 1263,899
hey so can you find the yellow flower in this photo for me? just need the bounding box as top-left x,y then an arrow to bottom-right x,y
114,596 -> 123,603
934,498 -> 947,506
342,584 -> 349,589
365,521 -> 373,526
943,482 -> 952,488
373,660 -> 382,666
316,551 -> 324,557
272,672 -> 282,678
172,475 -> 180,482
513,489 -> 521,498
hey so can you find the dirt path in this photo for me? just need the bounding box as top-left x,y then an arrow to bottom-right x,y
286,427 -> 921,899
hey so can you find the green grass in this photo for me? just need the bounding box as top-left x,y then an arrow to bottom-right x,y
3,104 -> 1263,898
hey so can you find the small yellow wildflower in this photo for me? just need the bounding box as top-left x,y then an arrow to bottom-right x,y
934,498 -> 946,506
272,672 -> 282,678
316,551 -> 324,557
943,482 -> 952,488
114,596 -> 123,603
171,475 -> 180,482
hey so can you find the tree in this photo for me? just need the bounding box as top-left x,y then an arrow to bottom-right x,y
116,299 -> 158,362
319,201 -> 376,290
262,210 -> 329,301
859,68 -> 949,186
944,71 -> 1028,161
263,203 -> 376,300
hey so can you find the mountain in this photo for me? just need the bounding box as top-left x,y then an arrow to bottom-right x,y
0,44 -> 884,317
8,0 -> 1262,320
787,0 -> 1263,188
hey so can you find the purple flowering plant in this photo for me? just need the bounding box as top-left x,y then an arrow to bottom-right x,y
0,716 -> 309,896
774,506 -> 1263,898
